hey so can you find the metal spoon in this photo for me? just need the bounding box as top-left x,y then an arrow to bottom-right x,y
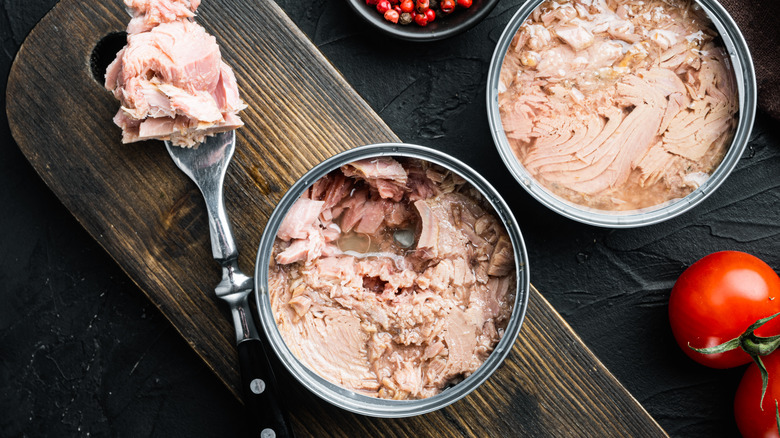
165,131 -> 294,438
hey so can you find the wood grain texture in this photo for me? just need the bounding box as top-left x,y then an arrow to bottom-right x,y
6,0 -> 666,435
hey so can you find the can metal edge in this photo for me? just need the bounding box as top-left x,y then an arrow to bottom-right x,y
486,0 -> 757,228
254,143 -> 531,418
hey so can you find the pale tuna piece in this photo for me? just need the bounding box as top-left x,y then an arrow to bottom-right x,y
414,196 -> 470,260
336,189 -> 389,234
276,305 -> 378,393
341,158 -> 409,201
310,172 -> 353,210
275,198 -> 327,264
441,308 -> 481,376
275,235 -> 330,265
276,198 -> 324,241
555,24 -> 594,51
125,0 -> 201,34
105,0 -> 246,147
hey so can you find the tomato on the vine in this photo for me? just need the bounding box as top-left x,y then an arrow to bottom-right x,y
735,352 -> 780,438
669,251 -> 780,368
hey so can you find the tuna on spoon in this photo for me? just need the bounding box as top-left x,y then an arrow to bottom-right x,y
103,1 -> 293,436
105,0 -> 246,147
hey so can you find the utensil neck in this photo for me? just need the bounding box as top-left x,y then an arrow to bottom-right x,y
232,292 -> 261,343
204,183 -> 238,262
217,261 -> 260,343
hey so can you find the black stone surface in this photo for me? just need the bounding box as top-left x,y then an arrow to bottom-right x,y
2,0 -> 778,436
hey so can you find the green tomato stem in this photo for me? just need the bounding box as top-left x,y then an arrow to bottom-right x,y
689,311 -> 780,412
775,400 -> 779,436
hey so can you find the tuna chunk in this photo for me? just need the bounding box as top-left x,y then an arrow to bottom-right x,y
276,198 -> 324,241
125,0 -> 201,34
276,237 -> 323,265
555,24 -> 594,51
406,161 -> 440,201
274,198 -> 329,264
337,189 -> 389,235
442,309 -> 479,376
487,236 -> 514,276
105,0 -> 245,147
636,142 -> 674,187
342,157 -> 408,201
276,306 -> 377,393
310,172 -> 353,209
414,196 -> 470,261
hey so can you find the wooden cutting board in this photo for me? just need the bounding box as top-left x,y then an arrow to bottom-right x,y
6,0 -> 667,435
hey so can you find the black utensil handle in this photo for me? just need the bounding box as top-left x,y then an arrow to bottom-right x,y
237,338 -> 295,438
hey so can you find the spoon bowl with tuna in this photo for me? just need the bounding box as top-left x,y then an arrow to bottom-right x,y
254,144 -> 530,417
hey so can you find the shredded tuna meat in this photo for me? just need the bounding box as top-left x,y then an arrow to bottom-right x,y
341,158 -> 409,202
105,0 -> 246,147
269,157 -> 516,400
499,0 -> 738,211
124,0 -> 201,34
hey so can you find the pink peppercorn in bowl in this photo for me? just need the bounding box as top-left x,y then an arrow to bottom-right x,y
346,0 -> 499,41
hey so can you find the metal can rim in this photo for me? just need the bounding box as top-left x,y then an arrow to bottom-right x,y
254,143 -> 531,418
486,0 -> 757,228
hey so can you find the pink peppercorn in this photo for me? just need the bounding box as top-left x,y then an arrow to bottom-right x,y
425,8 -> 435,22
413,11 -> 428,26
439,0 -> 454,13
376,0 -> 392,13
384,9 -> 400,23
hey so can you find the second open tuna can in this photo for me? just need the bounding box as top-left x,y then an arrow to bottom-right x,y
254,143 -> 530,417
487,0 -> 756,227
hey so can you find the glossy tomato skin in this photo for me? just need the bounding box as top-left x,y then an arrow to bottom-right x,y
735,352 -> 780,438
669,251 -> 780,368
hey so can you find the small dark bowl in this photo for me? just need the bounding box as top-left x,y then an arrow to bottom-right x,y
346,0 -> 499,41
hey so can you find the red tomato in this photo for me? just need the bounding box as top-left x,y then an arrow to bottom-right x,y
669,251 -> 780,368
735,352 -> 780,438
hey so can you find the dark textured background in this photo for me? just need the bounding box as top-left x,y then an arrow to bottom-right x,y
2,0 -> 778,436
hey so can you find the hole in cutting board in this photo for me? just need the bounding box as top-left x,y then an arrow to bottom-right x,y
90,32 -> 127,84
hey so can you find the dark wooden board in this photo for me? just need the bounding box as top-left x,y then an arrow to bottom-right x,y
6,0 -> 667,435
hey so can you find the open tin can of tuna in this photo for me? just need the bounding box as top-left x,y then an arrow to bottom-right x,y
487,0 -> 756,227
254,144 -> 530,417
